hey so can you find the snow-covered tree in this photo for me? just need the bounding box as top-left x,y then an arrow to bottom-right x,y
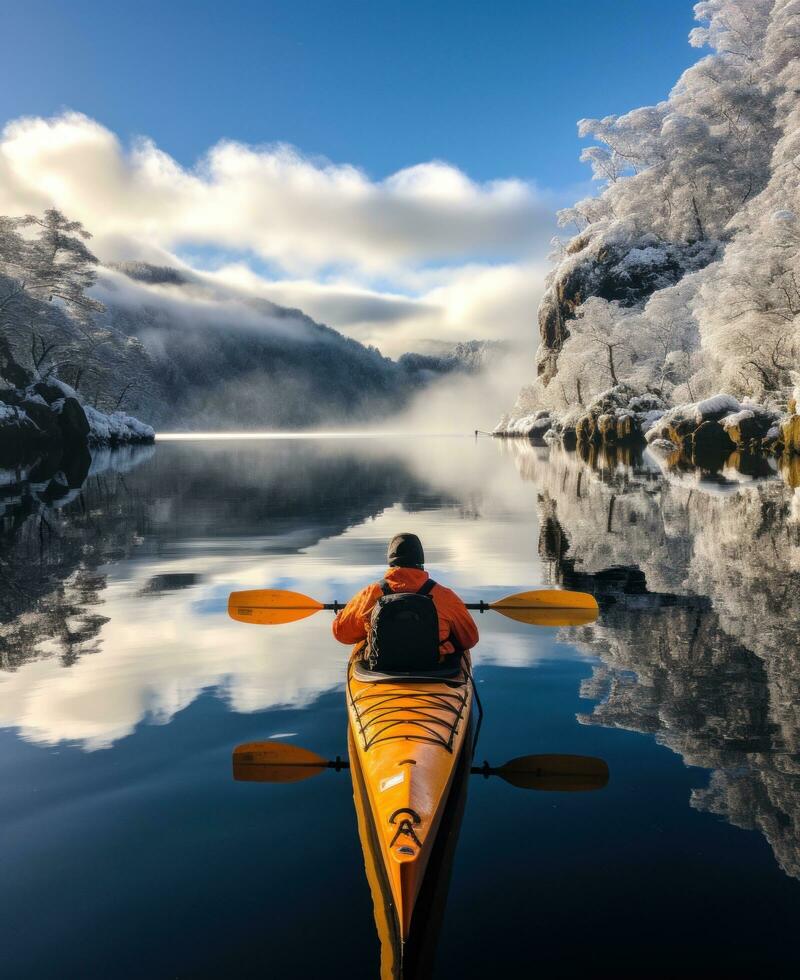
0,209 -> 105,391
501,0 -> 800,431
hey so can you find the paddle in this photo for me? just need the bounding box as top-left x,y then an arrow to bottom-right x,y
471,754 -> 609,792
233,741 -> 347,783
232,742 -> 609,792
227,587 -> 598,627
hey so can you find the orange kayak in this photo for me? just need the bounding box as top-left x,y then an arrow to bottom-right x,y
346,652 -> 474,944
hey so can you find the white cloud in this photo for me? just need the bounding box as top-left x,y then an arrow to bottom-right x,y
0,111 -> 554,276
205,259 -> 547,355
0,110 -> 556,356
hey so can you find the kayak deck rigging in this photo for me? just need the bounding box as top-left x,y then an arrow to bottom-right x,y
347,674 -> 470,752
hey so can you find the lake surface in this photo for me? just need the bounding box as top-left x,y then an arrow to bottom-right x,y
2,435 -> 800,978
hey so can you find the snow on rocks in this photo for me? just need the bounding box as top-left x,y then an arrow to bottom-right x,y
0,403 -> 31,427
645,394 -> 783,457
84,406 -> 155,446
692,394 -> 741,422
720,409 -> 755,429
1,374 -> 154,467
564,385 -> 666,447
493,410 -> 553,442
497,383 -> 799,478
496,384 -> 669,447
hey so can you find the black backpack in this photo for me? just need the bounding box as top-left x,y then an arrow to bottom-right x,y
366,579 -> 441,672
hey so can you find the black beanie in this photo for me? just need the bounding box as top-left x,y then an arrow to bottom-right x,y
387,533 -> 425,569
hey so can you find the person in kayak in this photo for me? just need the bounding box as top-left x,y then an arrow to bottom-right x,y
332,533 -> 479,669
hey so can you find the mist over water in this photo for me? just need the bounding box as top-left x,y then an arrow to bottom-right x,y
383,346 -> 532,434
2,435 -> 799,977
154,346 -> 532,438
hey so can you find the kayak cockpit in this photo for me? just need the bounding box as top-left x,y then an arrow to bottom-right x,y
350,659 -> 464,683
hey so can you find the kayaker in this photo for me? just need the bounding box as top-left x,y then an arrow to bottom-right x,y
332,533 -> 479,667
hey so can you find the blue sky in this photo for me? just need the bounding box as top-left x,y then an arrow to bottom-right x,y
4,0 -> 699,188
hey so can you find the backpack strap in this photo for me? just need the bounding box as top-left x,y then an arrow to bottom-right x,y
379,579 -> 393,596
415,579 -> 460,655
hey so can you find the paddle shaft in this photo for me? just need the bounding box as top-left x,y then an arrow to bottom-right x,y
251,601 -> 575,612
238,756 -> 350,771
233,743 -> 608,789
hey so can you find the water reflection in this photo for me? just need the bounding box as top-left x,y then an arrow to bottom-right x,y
0,439 -> 546,749
2,435 -> 800,975
506,439 -> 800,880
0,445 -> 155,672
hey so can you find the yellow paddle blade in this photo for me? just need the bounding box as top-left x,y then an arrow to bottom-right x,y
232,741 -> 328,783
493,606 -> 599,627
496,754 -> 609,792
490,589 -> 598,614
227,589 -> 324,625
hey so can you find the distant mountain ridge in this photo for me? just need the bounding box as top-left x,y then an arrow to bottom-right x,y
91,261 -> 493,429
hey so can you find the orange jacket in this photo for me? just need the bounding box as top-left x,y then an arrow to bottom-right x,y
332,567 -> 479,654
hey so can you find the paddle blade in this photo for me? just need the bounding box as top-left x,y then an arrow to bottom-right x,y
489,589 -> 598,618
232,741 -> 328,783
497,754 -> 609,792
228,589 -> 324,625
493,606 -> 599,627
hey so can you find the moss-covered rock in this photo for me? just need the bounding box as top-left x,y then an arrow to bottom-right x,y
781,415 -> 800,455
780,453 -> 800,488
596,413 -> 617,442
723,415 -> 763,448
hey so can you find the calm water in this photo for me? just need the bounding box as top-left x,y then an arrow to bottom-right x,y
2,436 -> 800,978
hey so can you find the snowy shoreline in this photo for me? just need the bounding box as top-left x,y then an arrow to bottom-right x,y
494,385 -> 800,466
0,376 -> 154,467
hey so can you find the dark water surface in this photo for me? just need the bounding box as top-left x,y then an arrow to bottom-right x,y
2,436 -> 800,978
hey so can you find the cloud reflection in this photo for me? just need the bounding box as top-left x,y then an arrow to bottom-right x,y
0,438 -> 570,750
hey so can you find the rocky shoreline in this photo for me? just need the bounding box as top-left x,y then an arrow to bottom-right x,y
495,384 -> 800,471
0,377 -> 154,470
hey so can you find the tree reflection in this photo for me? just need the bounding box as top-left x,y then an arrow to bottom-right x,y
509,439 -> 800,880
0,442 -> 454,672
0,451 -> 150,670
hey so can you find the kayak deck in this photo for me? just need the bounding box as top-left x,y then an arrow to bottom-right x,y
346,653 -> 474,941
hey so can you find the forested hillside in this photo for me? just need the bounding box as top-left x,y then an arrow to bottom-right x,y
498,0 -> 800,455
0,213 -> 494,434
